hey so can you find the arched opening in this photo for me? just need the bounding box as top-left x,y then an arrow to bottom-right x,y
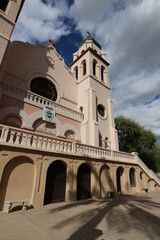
116,167 -> 124,193
79,106 -> 83,113
30,77 -> 57,101
0,0 -> 9,12
93,60 -> 97,76
82,61 -> 86,76
65,130 -> 75,140
148,179 -> 152,190
33,118 -> 56,135
100,165 -> 114,198
77,163 -> 91,200
140,171 -> 143,180
0,157 -> 35,211
101,66 -> 105,81
74,66 -> 78,80
99,131 -> 102,147
4,115 -> 22,128
129,168 -> 136,186
44,161 -> 66,205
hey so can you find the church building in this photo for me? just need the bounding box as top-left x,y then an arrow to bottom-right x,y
0,0 -> 159,212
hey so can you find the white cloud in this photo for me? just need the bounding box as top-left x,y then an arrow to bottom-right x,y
70,0 -> 160,135
12,0 -> 71,42
12,0 -> 160,137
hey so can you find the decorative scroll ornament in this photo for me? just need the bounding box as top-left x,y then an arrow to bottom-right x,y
46,55 -> 55,68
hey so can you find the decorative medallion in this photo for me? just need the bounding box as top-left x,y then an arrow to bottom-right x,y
43,107 -> 55,123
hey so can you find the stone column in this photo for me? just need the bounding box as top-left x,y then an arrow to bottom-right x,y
66,160 -> 75,202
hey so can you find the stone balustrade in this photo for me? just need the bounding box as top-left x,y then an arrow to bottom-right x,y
75,143 -> 112,159
0,125 -> 74,154
113,150 -> 134,162
0,82 -> 84,122
0,124 -> 159,185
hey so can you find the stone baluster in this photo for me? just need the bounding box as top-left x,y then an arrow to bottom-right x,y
75,144 -> 79,154
97,149 -> 99,157
99,150 -> 102,158
64,142 -> 68,152
15,132 -> 21,145
101,150 -> 104,158
91,148 -> 94,156
86,147 -> 88,155
47,139 -> 51,150
81,146 -> 83,155
32,136 -> 37,147
94,148 -> 96,156
26,134 -> 32,147
51,139 -> 56,151
8,130 -> 15,144
60,142 -> 64,152
1,126 -> 9,142
38,97 -> 41,104
56,141 -> 60,151
42,138 -> 47,149
37,137 -> 42,148
72,143 -> 76,153
31,94 -> 35,102
88,147 -> 91,156
21,133 -> 27,145
68,143 -> 71,153
27,92 -> 29,99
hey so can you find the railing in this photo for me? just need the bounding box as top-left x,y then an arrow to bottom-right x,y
0,125 -> 74,154
113,150 -> 134,162
75,142 -> 112,159
0,82 -> 84,122
0,124 -> 159,185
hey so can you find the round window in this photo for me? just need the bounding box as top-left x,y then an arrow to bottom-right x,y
30,77 -> 57,101
97,104 -> 105,117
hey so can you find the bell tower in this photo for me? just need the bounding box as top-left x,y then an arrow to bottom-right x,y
70,33 -> 118,150
0,0 -> 25,83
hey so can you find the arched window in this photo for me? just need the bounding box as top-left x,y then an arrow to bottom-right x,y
0,0 -> 9,12
101,66 -> 105,81
93,60 -> 97,76
80,106 -> 83,113
99,131 -> 102,147
30,77 -> 57,101
140,171 -> 143,180
74,66 -> 78,80
83,61 -> 86,76
129,168 -> 136,186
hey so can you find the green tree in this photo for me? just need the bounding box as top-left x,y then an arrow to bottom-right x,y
115,115 -> 159,172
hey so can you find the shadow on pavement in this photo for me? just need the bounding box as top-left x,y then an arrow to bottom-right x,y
49,193 -> 160,240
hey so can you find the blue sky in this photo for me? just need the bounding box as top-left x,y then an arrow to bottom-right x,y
12,0 -> 160,136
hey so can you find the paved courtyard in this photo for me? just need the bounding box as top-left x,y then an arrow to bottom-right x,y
0,191 -> 160,240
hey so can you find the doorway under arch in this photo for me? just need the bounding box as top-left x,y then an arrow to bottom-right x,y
44,161 -> 66,205
77,163 -> 91,200
116,167 -> 124,193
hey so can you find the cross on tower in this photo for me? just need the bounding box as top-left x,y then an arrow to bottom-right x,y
49,39 -> 56,47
